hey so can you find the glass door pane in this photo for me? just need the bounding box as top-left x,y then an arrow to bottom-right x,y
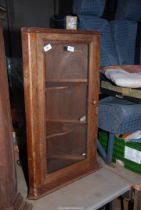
46,122 -> 87,173
45,42 -> 89,173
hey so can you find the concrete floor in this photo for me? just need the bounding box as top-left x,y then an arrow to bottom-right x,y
16,156 -> 141,210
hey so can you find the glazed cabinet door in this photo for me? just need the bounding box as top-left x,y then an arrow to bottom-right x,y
22,28 -> 100,199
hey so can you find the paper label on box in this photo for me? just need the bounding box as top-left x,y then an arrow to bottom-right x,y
124,146 -> 141,164
43,44 -> 52,52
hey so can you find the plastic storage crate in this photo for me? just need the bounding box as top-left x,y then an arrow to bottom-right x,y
99,131 -> 141,175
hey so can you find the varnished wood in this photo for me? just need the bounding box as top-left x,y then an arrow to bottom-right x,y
22,28 -> 100,199
22,27 -> 99,35
0,8 -> 32,210
0,15 -> 16,210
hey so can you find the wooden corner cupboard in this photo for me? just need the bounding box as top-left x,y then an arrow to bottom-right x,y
22,28 -> 100,199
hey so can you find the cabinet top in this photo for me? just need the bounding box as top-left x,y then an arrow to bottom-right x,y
22,27 -> 100,36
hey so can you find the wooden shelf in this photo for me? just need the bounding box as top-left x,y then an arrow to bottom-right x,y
46,119 -> 87,125
46,80 -> 88,87
47,129 -> 73,139
48,154 -> 86,161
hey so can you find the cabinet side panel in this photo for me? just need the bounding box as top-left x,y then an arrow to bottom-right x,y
87,35 -> 100,160
22,31 -> 46,198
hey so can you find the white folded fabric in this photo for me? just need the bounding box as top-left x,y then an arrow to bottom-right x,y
105,68 -> 141,88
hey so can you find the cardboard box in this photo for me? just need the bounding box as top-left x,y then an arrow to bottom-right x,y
66,16 -> 77,30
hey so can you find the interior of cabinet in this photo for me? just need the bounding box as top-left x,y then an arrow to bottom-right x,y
45,41 -> 89,173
